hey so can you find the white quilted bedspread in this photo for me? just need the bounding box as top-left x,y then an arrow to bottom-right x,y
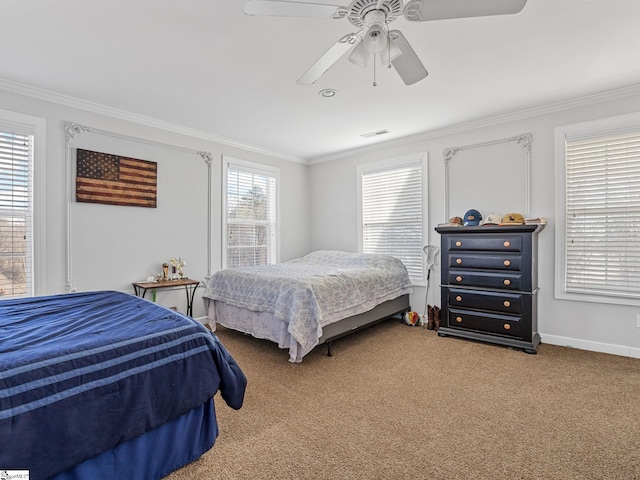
202,250 -> 412,352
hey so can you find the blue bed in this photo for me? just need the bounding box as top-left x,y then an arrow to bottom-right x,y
0,290 -> 247,480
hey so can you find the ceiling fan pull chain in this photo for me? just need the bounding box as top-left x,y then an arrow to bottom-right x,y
385,25 -> 392,69
373,55 -> 377,87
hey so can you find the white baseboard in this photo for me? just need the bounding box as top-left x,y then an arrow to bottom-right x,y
542,334 -> 640,359
193,315 -> 208,325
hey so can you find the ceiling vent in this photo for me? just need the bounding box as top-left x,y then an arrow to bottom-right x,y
360,129 -> 390,138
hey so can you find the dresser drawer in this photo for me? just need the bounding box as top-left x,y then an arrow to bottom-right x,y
446,234 -> 523,252
448,270 -> 526,291
447,308 -> 522,338
447,253 -> 522,271
446,287 -> 524,314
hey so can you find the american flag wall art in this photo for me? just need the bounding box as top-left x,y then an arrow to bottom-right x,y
76,149 -> 157,208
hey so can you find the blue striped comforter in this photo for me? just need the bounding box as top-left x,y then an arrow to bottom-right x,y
0,290 -> 247,480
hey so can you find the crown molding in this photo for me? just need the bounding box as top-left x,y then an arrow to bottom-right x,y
309,83 -> 640,165
4,77 -> 640,167
0,78 -> 306,165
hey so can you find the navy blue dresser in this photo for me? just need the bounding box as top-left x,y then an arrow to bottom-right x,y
435,224 -> 544,353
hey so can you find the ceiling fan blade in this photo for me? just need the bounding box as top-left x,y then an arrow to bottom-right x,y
296,33 -> 362,85
404,0 -> 527,22
245,0 -> 348,19
389,30 -> 428,85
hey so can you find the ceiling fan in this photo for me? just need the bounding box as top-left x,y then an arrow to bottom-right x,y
245,0 -> 527,86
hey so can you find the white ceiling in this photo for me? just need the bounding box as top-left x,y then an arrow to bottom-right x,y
2,0 -> 640,162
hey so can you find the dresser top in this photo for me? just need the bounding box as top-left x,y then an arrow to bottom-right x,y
435,224 -> 545,234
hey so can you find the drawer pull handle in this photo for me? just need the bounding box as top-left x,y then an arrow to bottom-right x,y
504,260 -> 511,267
503,323 -> 511,330
503,279 -> 511,286
456,316 -> 463,323
503,300 -> 511,308
504,241 -> 511,247
456,276 -> 463,282
456,258 -> 462,265
455,241 -> 462,247
455,295 -> 462,302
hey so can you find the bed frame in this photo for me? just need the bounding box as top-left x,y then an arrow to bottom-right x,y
318,294 -> 411,356
208,293 -> 411,361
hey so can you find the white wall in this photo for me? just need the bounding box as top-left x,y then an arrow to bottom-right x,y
4,82 -> 640,357
0,88 -> 310,318
309,89 -> 640,358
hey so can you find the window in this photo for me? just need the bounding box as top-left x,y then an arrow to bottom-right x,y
0,110 -> 44,298
555,113 -> 640,305
224,158 -> 278,268
358,155 -> 425,282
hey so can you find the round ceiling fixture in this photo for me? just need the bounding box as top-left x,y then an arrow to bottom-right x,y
319,89 -> 337,98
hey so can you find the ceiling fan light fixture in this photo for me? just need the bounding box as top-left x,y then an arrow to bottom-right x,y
348,41 -> 369,67
363,24 -> 388,54
380,37 -> 402,65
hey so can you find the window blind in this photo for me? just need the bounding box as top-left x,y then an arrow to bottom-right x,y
565,130 -> 640,298
226,163 -> 277,268
0,128 -> 33,297
361,163 -> 423,281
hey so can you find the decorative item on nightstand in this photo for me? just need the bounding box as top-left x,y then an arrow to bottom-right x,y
167,257 -> 187,280
170,258 -> 178,279
177,258 -> 186,278
162,263 -> 169,281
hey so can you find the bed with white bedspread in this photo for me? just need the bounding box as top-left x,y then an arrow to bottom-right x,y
203,250 -> 412,362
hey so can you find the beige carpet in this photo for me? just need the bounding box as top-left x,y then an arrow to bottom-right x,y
166,319 -> 640,480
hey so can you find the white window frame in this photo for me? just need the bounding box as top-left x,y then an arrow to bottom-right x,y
0,109 -> 45,297
555,111 -> 640,306
222,156 -> 280,269
357,153 -> 427,284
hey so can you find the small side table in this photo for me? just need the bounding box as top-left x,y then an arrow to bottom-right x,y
132,278 -> 201,316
